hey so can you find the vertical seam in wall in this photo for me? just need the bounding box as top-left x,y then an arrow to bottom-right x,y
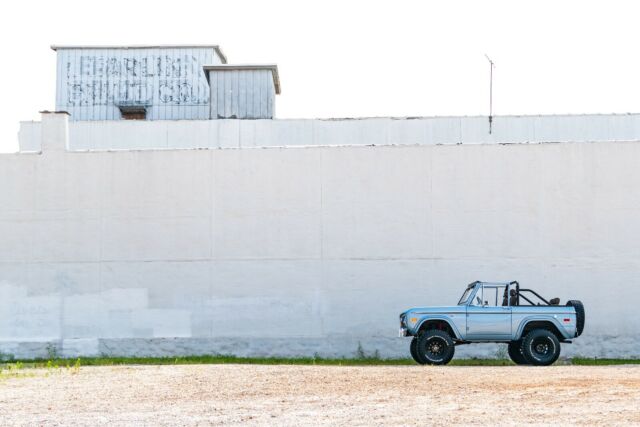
319,146 -> 325,336
319,147 -> 324,261
98,153 -> 105,320
209,149 -> 215,338
429,146 -> 435,257
210,150 -> 215,260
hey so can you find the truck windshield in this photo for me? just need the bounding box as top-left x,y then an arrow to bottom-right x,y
458,286 -> 475,305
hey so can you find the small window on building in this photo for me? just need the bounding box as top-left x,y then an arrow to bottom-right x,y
118,105 -> 147,120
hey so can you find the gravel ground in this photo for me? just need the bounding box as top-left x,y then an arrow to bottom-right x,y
0,364 -> 639,426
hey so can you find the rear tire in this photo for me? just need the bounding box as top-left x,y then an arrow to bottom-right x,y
520,329 -> 561,366
409,337 -> 426,364
508,340 -> 529,365
416,330 -> 455,365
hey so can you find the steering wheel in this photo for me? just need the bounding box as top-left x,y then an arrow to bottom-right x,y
476,296 -> 482,306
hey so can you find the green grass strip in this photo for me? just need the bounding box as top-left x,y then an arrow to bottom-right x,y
570,358 -> 640,365
1,355 -> 639,369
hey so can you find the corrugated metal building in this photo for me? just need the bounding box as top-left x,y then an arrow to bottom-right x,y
204,65 -> 280,119
53,45 -> 227,121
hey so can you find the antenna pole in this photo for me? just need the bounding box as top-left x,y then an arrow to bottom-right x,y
485,54 -> 495,134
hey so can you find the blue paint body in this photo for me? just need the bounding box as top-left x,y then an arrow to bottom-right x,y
400,281 -> 578,342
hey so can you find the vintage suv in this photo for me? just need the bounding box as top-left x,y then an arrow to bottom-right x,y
399,281 -> 585,366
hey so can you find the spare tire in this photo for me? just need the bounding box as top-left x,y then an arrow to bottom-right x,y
566,300 -> 585,336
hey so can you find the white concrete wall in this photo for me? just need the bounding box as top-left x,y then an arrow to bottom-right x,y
18,113 -> 640,153
2,113 -> 640,359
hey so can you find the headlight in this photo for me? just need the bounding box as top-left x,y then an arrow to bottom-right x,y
400,313 -> 407,327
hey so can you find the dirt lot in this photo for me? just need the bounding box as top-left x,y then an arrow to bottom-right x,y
0,364 -> 639,426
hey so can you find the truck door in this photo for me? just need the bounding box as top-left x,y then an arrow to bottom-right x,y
466,284 -> 512,339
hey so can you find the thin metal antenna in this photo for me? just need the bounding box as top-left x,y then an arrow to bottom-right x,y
484,54 -> 495,134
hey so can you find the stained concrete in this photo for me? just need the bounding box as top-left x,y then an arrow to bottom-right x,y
1,113 -> 640,359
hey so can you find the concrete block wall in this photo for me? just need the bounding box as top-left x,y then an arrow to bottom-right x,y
2,112 -> 640,359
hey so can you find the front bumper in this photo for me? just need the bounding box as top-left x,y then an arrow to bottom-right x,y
398,327 -> 408,337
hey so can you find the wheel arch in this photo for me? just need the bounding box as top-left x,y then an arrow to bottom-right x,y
416,317 -> 462,340
516,317 -> 570,341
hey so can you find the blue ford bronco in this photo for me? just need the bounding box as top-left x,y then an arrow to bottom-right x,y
399,281 -> 585,366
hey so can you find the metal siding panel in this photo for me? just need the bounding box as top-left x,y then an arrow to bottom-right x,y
194,49 -> 202,119
221,71 -> 231,119
55,51 -> 63,112
217,72 -> 224,119
267,72 -> 275,118
231,70 -> 239,118
201,49 -> 214,119
199,49 -> 205,119
238,71 -> 247,118
251,70 -> 260,119
209,70 -> 217,120
55,47 -> 217,121
246,71 -> 254,118
259,71 -> 267,119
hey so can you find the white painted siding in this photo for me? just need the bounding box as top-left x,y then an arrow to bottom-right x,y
54,47 -> 223,121
209,69 -> 276,119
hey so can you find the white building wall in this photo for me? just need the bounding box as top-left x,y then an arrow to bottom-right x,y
18,113 -> 640,153
2,113 -> 640,359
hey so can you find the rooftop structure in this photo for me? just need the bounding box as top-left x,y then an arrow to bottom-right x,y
52,45 -> 227,121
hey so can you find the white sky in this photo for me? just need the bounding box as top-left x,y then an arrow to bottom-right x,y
2,0 -> 640,152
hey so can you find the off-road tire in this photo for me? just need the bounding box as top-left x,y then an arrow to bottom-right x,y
507,340 -> 529,365
520,329 -> 561,366
416,329 -> 455,365
409,337 -> 426,364
566,300 -> 585,336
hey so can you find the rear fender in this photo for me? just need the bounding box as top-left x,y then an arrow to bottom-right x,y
515,316 -> 574,340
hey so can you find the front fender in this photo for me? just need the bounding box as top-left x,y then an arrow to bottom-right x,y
413,315 -> 463,339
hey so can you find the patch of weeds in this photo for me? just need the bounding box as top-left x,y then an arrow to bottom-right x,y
65,358 -> 81,375
494,345 -> 509,360
46,344 -> 58,360
355,342 -> 366,359
0,351 -> 15,363
0,361 -> 34,381
355,342 -> 381,361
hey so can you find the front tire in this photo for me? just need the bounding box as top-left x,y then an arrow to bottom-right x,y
416,330 -> 455,365
520,329 -> 561,366
508,340 -> 529,365
409,337 -> 426,364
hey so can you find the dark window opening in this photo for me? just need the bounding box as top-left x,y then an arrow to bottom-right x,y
122,111 -> 146,120
118,105 -> 147,120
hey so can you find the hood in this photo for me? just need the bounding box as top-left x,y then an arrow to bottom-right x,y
402,306 -> 466,316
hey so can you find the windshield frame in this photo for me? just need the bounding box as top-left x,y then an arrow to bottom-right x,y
458,283 -> 479,305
